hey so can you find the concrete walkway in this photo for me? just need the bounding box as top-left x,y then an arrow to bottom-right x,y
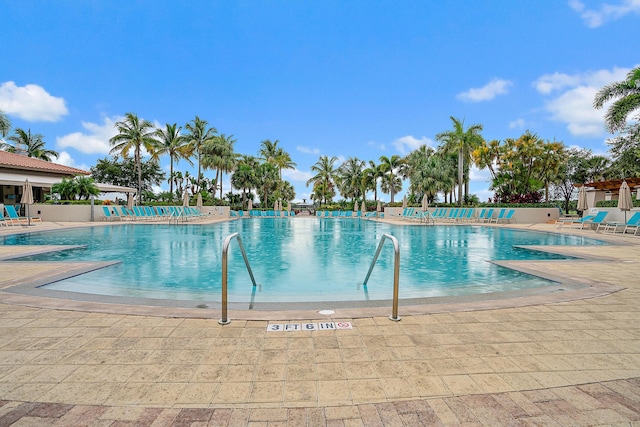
0,220 -> 639,425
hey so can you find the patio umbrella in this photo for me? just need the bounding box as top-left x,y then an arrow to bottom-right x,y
421,194 -> 429,212
360,200 -> 365,214
20,179 -> 34,226
196,192 -> 203,209
576,185 -> 588,215
286,202 -> 291,212
182,190 -> 190,207
127,193 -> 134,210
353,201 -> 358,213
402,195 -> 407,209
377,201 -> 381,212
247,199 -> 253,211
618,180 -> 633,223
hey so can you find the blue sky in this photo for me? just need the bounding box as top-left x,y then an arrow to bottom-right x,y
1,1 -> 638,203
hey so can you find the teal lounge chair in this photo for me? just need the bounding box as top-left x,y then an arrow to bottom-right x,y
601,211 -> 640,233
481,208 -> 494,223
583,211 -> 608,231
102,206 -> 121,221
490,208 -> 506,223
497,209 -> 516,224
5,205 -> 41,226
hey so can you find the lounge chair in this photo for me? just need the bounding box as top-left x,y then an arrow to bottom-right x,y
102,206 -> 121,221
489,208 -> 506,223
583,211 -> 609,231
556,215 -> 594,228
481,208 -> 494,223
497,209 -> 516,224
600,211 -> 640,234
5,205 -> 41,226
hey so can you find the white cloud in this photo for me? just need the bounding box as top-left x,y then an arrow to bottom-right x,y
56,116 -> 119,154
0,81 -> 68,122
534,67 -> 632,137
282,168 -> 313,183
569,0 -> 640,28
392,135 -> 434,155
296,145 -> 320,155
456,78 -> 513,102
56,151 -> 89,171
509,118 -> 526,129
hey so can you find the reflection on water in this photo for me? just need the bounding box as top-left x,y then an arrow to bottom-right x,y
3,219 -> 604,302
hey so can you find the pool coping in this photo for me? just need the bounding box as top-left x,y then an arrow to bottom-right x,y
0,221 -> 635,320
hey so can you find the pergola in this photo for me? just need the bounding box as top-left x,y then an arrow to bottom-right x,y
576,178 -> 640,194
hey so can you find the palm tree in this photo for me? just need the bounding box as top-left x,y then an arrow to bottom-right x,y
0,110 -> 11,138
593,66 -> 640,133
258,139 -> 280,163
378,155 -> 403,203
202,133 -> 238,200
109,113 -> 157,201
306,155 -> 339,205
337,157 -> 365,202
232,156 -> 258,210
184,116 -> 217,193
273,147 -> 297,181
153,123 -> 193,198
436,116 -> 484,206
6,128 -> 59,161
362,160 -> 383,202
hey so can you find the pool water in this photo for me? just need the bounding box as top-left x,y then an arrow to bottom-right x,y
3,219 -> 604,303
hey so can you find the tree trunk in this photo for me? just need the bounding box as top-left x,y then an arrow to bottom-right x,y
457,150 -> 463,207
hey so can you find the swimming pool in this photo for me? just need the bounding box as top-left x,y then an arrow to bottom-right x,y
3,218 -> 605,305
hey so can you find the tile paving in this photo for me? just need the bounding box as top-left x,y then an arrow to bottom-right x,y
0,220 -> 639,425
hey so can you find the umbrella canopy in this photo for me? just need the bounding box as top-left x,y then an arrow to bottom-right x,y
618,180 -> 633,222
127,193 -> 134,210
402,195 -> 407,209
353,201 -> 358,213
577,185 -> 588,214
360,200 -> 365,213
421,194 -> 429,211
21,179 -> 34,225
20,179 -> 34,205
182,190 -> 190,207
377,201 -> 382,212
286,202 -> 291,211
196,193 -> 203,209
247,199 -> 253,211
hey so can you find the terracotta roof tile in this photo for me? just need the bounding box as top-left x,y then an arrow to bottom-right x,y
0,150 -> 89,175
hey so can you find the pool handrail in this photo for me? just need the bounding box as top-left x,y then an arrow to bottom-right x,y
363,233 -> 401,322
219,232 -> 258,325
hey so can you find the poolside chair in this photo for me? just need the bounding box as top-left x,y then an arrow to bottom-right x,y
102,206 -> 121,221
582,211 -> 608,231
497,209 -> 516,224
600,211 -> 640,234
556,215 -> 594,228
489,208 -> 506,223
481,208 -> 494,223
5,205 -> 41,226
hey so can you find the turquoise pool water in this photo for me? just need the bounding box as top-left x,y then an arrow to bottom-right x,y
4,219 -> 604,303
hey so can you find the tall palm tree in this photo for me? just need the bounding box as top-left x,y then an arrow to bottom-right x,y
153,123 -> 193,197
436,116 -> 484,206
337,157 -> 365,202
202,133 -> 238,200
306,155 -> 339,205
273,147 -> 297,181
109,113 -> 157,201
0,110 -> 11,138
362,160 -> 383,202
184,116 -> 217,193
378,154 -> 403,203
593,66 -> 640,133
258,139 -> 280,163
232,155 -> 259,210
6,128 -> 59,161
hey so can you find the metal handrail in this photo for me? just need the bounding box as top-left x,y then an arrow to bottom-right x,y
363,233 -> 401,321
219,232 -> 257,325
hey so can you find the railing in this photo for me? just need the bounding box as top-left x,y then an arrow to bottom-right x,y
219,232 -> 257,325
363,233 -> 401,321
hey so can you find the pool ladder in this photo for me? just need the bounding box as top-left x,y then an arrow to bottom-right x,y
219,232 -> 257,325
363,233 -> 401,321
218,232 -> 401,324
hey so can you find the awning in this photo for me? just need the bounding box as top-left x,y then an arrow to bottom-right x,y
0,171 -> 136,194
